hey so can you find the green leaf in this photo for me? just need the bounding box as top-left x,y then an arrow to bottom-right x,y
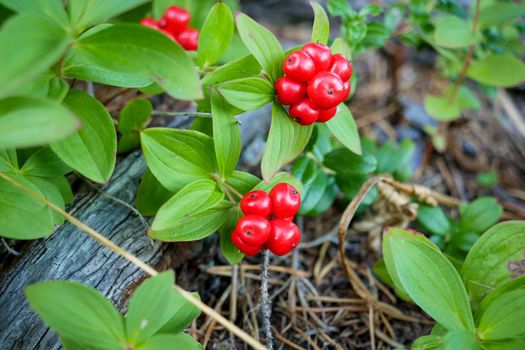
459,197 -> 502,233
197,2 -> 234,67
158,291 -> 201,334
118,99 -> 152,133
417,205 -> 451,236
25,281 -> 126,349
68,0 -> 148,32
412,335 -> 443,350
443,330 -> 481,350
236,13 -> 284,82
225,170 -> 261,196
70,24 -> 202,100
117,133 -> 140,154
384,228 -> 475,332
211,91 -> 241,179
25,176 -> 66,225
433,16 -> 478,49
139,333 -> 202,350
478,3 -> 525,29
467,53 -> 525,87
331,38 -> 352,60
135,170 -> 174,217
0,0 -> 69,27
218,77 -> 274,111
0,13 -> 70,97
424,94 -> 461,121
149,179 -> 228,241
0,174 -> 54,239
20,147 -> 71,178
324,149 -> 377,175
0,148 -> 18,173
311,1 -> 330,45
326,104 -> 361,155
253,172 -> 304,196
0,96 -> 79,148
476,275 -> 525,322
51,90 -> 117,183
140,128 -> 217,192
126,271 -> 176,344
481,339 -> 525,350
219,206 -> 244,265
327,0 -> 353,18
461,221 -> 525,303
261,103 -> 313,182
477,289 -> 525,340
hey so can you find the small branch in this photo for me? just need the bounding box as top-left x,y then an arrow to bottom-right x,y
2,238 -> 20,256
151,111 -> 213,118
260,250 -> 274,350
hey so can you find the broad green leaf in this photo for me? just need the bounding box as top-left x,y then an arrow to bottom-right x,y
416,205 -> 451,236
311,1 -> 330,44
433,16 -> 478,49
467,53 -> 525,87
461,221 -> 525,303
384,228 -> 475,332
118,99 -> 152,133
71,24 -> 202,100
61,337 -> 104,350
219,206 -> 244,265
477,289 -> 525,340
459,197 -> 502,233
25,176 -> 65,225
327,0 -> 353,18
149,180 -> 227,241
412,335 -> 443,350
140,128 -> 217,192
218,77 -> 274,111
51,90 -> 117,183
25,281 -> 126,349
443,330 -> 480,350
68,0 -> 148,32
0,174 -> 54,239
324,149 -> 376,175
0,148 -> 17,173
50,175 -> 73,205
20,147 -> 71,178
261,103 -> 313,182
197,2 -> 234,67
0,13 -> 70,97
331,38 -> 352,60
126,271 -> 176,344
139,333 -> 202,350
158,291 -> 201,334
424,94 -> 461,121
117,133 -> 140,154
135,170 -> 174,216
236,13 -> 284,82
211,91 -> 241,179
225,170 -> 261,196
478,3 -> 525,29
481,339 -> 525,350
253,172 -> 304,196
0,0 -> 69,27
326,104 -> 361,155
476,275 -> 525,321
0,96 -> 79,148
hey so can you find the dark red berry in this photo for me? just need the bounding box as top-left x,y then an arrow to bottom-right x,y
283,50 -> 316,82
235,215 -> 271,246
140,18 -> 159,30
267,219 -> 301,256
269,183 -> 301,218
240,190 -> 272,217
275,76 -> 306,105
289,98 -> 319,125
162,5 -> 190,34
231,230 -> 262,256
329,54 -> 352,82
317,107 -> 337,123
342,81 -> 351,101
177,28 -> 199,51
301,43 -> 332,71
307,72 -> 345,109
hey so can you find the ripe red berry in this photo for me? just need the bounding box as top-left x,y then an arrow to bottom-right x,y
140,18 -> 159,30
289,98 -> 319,125
231,230 -> 262,256
162,5 -> 190,34
267,219 -> 301,256
235,215 -> 271,246
283,50 -> 316,82
177,28 -> 199,51
317,107 -> 337,123
342,81 -> 351,101
329,54 -> 352,82
307,72 -> 345,109
302,43 -> 332,71
240,190 -> 272,217
269,183 -> 301,218
275,77 -> 306,105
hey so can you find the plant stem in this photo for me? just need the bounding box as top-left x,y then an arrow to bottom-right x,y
260,250 -> 273,350
151,111 -> 213,118
0,171 -> 266,350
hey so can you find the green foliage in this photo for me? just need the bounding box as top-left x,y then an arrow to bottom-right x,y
325,104 -> 361,155
117,98 -> 152,153
218,77 -> 274,111
197,2 -> 234,68
311,1 -> 330,44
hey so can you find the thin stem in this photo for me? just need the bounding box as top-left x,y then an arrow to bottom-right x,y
151,111 -> 212,118
212,174 -> 240,203
0,172 -> 266,350
260,250 -> 273,350
222,182 -> 243,200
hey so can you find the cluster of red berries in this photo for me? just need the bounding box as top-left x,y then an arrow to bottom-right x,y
275,43 -> 353,125
232,183 -> 302,256
140,6 -> 198,51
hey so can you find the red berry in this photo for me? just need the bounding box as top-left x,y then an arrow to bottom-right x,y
275,77 -> 306,105
177,28 -> 199,51
302,43 -> 332,71
269,183 -> 301,218
235,215 -> 271,246
162,5 -> 190,34
140,18 -> 159,30
317,107 -> 337,123
342,81 -> 351,101
307,72 -> 345,109
289,98 -> 319,125
329,54 -> 352,82
231,230 -> 262,256
240,190 -> 272,217
283,50 -> 316,82
267,219 -> 301,256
